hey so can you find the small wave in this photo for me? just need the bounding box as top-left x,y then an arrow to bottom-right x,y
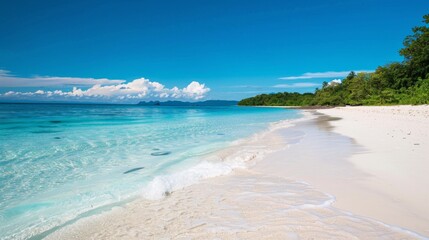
140,116 -> 307,201
142,161 -> 240,200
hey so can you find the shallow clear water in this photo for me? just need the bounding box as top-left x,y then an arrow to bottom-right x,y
0,103 -> 300,239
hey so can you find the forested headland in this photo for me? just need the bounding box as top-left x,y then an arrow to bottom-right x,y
238,14 -> 429,106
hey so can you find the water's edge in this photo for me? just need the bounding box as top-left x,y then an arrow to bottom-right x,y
43,111 -> 428,239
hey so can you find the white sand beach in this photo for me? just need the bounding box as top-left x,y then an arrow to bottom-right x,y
317,106 -> 429,236
46,106 -> 429,239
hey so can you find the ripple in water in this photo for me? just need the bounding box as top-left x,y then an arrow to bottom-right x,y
31,130 -> 62,134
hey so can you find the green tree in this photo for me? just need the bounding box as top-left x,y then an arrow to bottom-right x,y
238,13 -> 429,107
343,72 -> 370,105
346,71 -> 356,81
400,14 -> 429,81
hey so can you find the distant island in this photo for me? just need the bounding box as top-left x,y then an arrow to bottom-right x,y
138,100 -> 238,106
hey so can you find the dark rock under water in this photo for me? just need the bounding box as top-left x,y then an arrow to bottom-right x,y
123,167 -> 145,174
151,151 -> 171,156
49,120 -> 62,124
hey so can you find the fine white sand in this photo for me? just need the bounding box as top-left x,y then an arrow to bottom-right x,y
317,105 -> 429,236
45,106 -> 429,239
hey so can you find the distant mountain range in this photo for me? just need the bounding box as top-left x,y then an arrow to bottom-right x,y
137,100 -> 238,106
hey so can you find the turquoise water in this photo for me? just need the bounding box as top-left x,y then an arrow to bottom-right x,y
0,103 -> 300,239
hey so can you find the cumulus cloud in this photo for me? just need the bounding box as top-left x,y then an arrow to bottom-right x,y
279,70 -> 373,80
273,82 -> 320,88
0,69 -> 125,87
181,81 -> 211,99
0,69 -> 210,101
327,79 -> 342,86
2,79 -> 210,101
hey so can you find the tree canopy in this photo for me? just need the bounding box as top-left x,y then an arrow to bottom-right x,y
239,14 -> 429,106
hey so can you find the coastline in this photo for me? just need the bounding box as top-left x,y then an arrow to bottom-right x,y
0,105 -> 300,240
45,106 -> 428,239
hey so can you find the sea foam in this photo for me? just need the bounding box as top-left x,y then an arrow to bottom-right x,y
141,117 -> 301,200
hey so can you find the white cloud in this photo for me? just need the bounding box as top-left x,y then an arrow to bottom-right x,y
279,70 -> 373,80
1,78 -> 210,101
0,69 -> 125,87
273,82 -> 320,88
0,69 -> 210,101
182,81 -> 211,100
328,79 -> 342,86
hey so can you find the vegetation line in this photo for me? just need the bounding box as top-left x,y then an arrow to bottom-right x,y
238,14 -> 429,106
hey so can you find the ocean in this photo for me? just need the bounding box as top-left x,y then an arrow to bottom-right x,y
0,103 -> 300,239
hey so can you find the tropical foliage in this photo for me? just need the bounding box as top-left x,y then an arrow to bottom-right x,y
239,14 -> 429,106
237,92 -> 314,106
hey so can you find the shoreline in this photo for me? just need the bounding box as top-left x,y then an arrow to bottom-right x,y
0,105 -> 300,240
45,106 -> 428,239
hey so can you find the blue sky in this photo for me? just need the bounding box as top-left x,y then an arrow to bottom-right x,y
0,0 -> 427,102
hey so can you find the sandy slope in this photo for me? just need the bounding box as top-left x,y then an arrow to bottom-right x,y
317,105 -> 429,236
